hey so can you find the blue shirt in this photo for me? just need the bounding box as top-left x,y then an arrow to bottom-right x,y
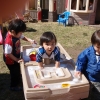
76,46 -> 100,82
36,46 -> 60,62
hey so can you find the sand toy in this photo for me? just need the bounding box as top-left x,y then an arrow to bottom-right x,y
20,43 -> 89,100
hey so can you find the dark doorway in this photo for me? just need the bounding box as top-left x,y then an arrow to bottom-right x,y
41,9 -> 49,22
40,0 -> 49,22
95,0 -> 100,24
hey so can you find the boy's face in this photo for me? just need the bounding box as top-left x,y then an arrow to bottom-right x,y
43,39 -> 56,55
94,44 -> 100,54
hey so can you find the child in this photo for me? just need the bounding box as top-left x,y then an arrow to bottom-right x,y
36,31 -> 60,69
3,19 -> 36,91
75,30 -> 100,100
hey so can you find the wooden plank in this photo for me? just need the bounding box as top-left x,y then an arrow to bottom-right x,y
45,0 -> 49,9
57,0 -> 66,14
94,0 -> 98,12
75,17 -> 89,21
35,0 -> 37,9
73,13 -> 89,19
72,12 -> 90,25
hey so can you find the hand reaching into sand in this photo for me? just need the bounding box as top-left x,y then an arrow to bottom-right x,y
17,58 -> 24,63
74,71 -> 82,79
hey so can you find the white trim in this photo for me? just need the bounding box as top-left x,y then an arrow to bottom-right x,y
76,0 -> 79,11
67,0 -> 70,11
86,0 -> 89,12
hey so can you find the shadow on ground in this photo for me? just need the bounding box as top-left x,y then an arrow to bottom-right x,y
0,74 -> 25,100
26,27 -> 37,32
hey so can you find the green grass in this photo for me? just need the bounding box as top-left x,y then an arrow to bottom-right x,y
0,22 -> 98,100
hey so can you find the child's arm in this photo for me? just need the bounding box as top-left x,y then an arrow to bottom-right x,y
75,49 -> 88,77
74,70 -> 82,78
5,44 -> 23,63
38,62 -> 44,69
76,50 -> 88,72
55,61 -> 60,68
21,35 -> 36,44
7,54 -> 23,63
36,49 -> 44,69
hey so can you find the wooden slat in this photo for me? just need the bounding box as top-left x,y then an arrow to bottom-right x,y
45,0 -> 49,9
57,0 -> 66,14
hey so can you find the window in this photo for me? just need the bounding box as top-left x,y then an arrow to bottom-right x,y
71,0 -> 77,10
70,0 -> 95,13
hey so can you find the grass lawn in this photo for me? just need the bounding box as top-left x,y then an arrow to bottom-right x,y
0,22 -> 98,100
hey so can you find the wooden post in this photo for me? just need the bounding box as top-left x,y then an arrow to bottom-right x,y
49,0 -> 54,12
67,0 -> 70,11
49,0 -> 57,22
76,0 -> 79,11
42,0 -> 44,9
25,1 -> 29,10
37,0 -> 40,8
86,0 -> 89,11
37,0 -> 41,21
94,0 -> 98,11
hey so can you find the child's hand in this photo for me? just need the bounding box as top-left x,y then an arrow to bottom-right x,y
38,62 -> 44,70
30,40 -> 37,45
39,66 -> 44,70
17,58 -> 24,63
74,71 -> 82,79
31,40 -> 37,44
27,38 -> 37,46
55,61 -> 60,68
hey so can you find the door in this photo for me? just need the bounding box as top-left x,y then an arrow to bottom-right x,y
41,0 -> 49,20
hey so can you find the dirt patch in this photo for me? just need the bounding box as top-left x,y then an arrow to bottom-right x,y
65,46 -> 85,62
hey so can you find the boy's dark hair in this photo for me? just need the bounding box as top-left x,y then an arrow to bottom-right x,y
40,31 -> 57,46
91,30 -> 100,45
8,19 -> 26,34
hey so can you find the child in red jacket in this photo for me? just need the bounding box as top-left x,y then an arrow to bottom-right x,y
3,19 -> 36,91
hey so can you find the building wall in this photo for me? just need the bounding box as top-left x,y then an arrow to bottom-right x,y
56,0 -> 66,14
41,0 -> 49,9
70,0 -> 98,25
45,0 -> 49,9
27,0 -> 98,25
71,12 -> 89,25
95,0 -> 100,22
71,11 -> 97,25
